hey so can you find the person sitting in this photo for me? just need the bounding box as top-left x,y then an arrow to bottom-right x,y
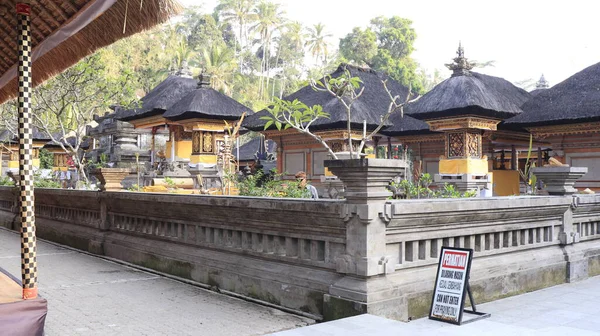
295,171 -> 319,199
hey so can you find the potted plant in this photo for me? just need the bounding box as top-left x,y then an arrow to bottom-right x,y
88,154 -> 131,192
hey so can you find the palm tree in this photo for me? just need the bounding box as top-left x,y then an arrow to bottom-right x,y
217,0 -> 258,69
305,23 -> 332,65
250,1 -> 285,100
271,21 -> 303,97
200,45 -> 237,94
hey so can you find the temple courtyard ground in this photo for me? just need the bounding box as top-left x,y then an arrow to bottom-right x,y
0,228 -> 313,335
3,227 -> 600,336
273,277 -> 600,336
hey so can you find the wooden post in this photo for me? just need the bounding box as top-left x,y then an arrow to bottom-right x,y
16,1 -> 38,299
511,145 -> 517,170
537,147 -> 543,190
387,137 -> 392,159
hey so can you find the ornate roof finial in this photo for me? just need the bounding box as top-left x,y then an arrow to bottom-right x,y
445,41 -> 475,77
536,74 -> 549,89
197,70 -> 212,88
457,41 -> 464,58
175,60 -> 193,78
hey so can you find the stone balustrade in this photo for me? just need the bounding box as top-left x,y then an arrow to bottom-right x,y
0,185 -> 600,322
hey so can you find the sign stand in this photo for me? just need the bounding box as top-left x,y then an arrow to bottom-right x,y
461,282 -> 491,324
428,247 -> 490,325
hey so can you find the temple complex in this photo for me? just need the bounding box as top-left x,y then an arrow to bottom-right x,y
119,64 -> 198,166
400,44 -> 535,194
505,61 -> 600,191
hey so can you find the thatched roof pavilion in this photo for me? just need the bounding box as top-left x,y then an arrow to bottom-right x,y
163,74 -> 251,123
0,0 -> 182,104
119,67 -> 198,127
243,63 -> 412,131
407,71 -> 531,121
505,62 -> 600,127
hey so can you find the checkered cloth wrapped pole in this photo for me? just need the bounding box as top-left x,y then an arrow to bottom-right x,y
17,2 -> 38,300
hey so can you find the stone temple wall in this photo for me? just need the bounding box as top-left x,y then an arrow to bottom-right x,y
0,186 -> 599,321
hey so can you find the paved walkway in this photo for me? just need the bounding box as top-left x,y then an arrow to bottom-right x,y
0,228 -> 313,336
272,276 -> 600,336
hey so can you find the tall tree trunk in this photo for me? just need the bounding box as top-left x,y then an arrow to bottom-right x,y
271,42 -> 282,98
238,20 -> 244,73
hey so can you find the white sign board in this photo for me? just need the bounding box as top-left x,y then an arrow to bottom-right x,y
429,247 -> 473,324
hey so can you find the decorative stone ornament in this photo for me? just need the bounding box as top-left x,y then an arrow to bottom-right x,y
532,166 -> 588,195
91,168 -> 131,192
324,158 -> 407,203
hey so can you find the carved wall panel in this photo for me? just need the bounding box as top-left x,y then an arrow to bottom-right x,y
448,132 -> 465,158
192,131 -> 202,154
466,132 -> 481,158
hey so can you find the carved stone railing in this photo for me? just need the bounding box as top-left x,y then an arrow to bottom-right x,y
2,184 -> 600,322
104,193 -> 346,269
383,196 -> 573,270
572,195 -> 600,242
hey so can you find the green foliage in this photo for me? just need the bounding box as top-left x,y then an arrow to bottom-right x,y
0,176 -> 14,187
262,98 -> 330,131
518,134 -> 537,195
88,153 -> 109,170
33,171 -> 61,189
391,174 -> 477,199
163,177 -> 178,189
39,149 -> 54,169
128,184 -> 141,192
339,16 -> 423,93
339,27 -> 378,66
238,170 -> 309,198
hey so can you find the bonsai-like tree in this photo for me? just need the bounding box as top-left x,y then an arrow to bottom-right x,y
261,69 -> 418,159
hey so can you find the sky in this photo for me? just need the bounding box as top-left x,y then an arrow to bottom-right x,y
179,0 -> 600,88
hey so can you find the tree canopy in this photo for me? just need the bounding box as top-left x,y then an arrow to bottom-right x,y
340,16 -> 424,93
1,3 -> 433,139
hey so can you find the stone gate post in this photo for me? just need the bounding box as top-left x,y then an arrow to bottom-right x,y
323,158 -> 407,320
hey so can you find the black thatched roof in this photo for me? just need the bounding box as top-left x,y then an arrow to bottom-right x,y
380,113 -> 433,136
234,136 -> 277,161
119,75 -> 197,122
243,63 -> 411,131
0,127 -> 51,143
163,85 -> 252,121
407,72 -> 531,121
505,62 -> 600,127
44,136 -> 88,150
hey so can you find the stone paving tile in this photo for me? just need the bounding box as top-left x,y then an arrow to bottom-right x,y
0,228 -> 313,336
272,276 -> 600,336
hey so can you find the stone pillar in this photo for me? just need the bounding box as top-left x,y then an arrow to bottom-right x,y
323,158 -> 408,320
561,197 -> 587,283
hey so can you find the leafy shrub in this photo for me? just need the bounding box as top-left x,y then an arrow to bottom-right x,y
390,173 -> 477,199
238,170 -> 310,198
